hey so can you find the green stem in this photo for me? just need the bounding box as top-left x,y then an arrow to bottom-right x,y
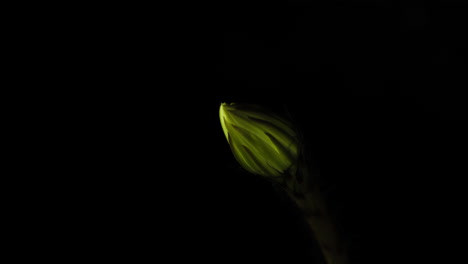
284,170 -> 348,264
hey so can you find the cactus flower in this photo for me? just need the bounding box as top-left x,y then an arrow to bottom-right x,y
219,102 -> 300,179
219,102 -> 349,264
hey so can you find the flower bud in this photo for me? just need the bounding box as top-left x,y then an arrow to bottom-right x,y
219,102 -> 299,179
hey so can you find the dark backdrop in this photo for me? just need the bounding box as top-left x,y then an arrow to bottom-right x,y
69,1 -> 467,263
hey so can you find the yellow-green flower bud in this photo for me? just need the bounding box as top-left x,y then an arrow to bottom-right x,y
219,102 -> 300,179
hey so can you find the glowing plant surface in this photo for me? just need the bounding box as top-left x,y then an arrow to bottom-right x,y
219,102 -> 300,179
219,102 -> 349,264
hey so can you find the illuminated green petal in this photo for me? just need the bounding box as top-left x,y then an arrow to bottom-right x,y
219,102 -> 300,179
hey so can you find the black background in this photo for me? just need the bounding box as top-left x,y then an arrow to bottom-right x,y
56,1 -> 468,263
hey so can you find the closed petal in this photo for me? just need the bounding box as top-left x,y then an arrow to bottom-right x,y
220,102 -> 300,179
